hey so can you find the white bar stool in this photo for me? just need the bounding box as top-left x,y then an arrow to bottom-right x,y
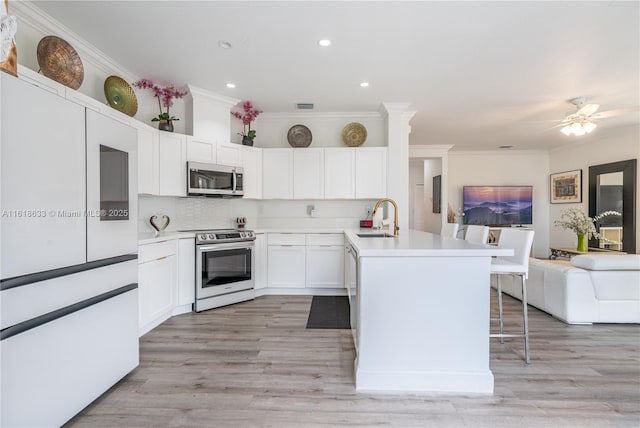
490,228 -> 535,364
440,223 -> 459,238
464,225 -> 490,244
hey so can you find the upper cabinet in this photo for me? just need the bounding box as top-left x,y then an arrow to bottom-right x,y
262,149 -> 294,199
242,146 -> 262,199
293,148 -> 324,199
355,147 -> 387,199
217,142 -> 243,167
186,136 -> 217,164
133,121 -> 160,195
158,132 -> 187,197
324,148 -> 356,199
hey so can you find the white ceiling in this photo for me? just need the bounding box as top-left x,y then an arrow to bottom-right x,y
32,1 -> 640,151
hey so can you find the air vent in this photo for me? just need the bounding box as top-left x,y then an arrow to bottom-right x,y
295,103 -> 314,110
499,145 -> 514,149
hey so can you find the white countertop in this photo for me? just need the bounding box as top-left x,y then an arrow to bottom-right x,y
138,231 -> 196,245
255,228 -> 346,234
345,229 -> 513,257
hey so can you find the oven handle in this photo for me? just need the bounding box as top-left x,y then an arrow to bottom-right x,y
197,243 -> 254,252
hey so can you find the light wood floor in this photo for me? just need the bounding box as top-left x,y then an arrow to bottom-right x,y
66,294 -> 640,427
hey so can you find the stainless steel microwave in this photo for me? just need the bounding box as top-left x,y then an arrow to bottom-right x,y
187,162 -> 244,197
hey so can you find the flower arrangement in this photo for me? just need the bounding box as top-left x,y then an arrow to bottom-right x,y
553,208 -> 621,240
231,100 -> 262,140
133,79 -> 187,123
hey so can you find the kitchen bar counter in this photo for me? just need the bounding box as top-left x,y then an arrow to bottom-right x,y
345,229 -> 512,395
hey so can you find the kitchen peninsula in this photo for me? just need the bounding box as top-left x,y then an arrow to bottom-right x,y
344,229 -> 512,394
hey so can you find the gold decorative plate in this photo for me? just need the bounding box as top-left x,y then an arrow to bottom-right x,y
287,124 -> 312,147
37,35 -> 84,89
342,122 -> 367,147
104,75 -> 138,117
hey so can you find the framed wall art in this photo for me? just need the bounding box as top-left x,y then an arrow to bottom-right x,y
550,169 -> 582,203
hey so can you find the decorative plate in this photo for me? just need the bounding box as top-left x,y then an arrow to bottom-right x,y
104,75 -> 138,117
37,35 -> 84,89
287,124 -> 312,147
341,122 -> 367,147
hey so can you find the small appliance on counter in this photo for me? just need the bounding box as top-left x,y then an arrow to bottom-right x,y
360,219 -> 373,228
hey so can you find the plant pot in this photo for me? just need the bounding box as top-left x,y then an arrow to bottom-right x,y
576,234 -> 587,252
242,136 -> 254,146
158,120 -> 174,132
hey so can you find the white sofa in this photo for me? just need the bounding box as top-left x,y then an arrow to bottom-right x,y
497,254 -> 640,324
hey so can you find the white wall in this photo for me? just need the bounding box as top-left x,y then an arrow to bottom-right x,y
252,113 -> 385,148
448,151 -> 550,257
549,132 -> 640,252
409,160 -> 424,230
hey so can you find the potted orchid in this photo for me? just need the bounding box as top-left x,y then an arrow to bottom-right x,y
554,208 -> 621,252
133,79 -> 187,132
231,100 -> 262,146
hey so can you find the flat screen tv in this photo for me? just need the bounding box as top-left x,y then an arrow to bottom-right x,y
463,186 -> 533,226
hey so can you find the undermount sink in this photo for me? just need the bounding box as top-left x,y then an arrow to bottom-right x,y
357,233 -> 395,238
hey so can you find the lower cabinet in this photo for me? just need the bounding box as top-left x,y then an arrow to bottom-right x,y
176,238 -> 195,311
267,234 -> 306,288
138,240 -> 177,336
265,233 -> 344,290
254,233 -> 268,289
305,234 -> 345,288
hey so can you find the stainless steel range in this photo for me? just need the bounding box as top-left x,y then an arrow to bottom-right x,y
183,229 -> 256,312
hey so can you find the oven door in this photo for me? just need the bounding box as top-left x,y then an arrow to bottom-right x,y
196,242 -> 254,299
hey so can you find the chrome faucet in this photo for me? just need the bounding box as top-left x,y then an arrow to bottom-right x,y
372,198 -> 399,236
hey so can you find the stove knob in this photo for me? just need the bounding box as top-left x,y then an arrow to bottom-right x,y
198,234 -> 207,241
248,231 -> 254,237
240,232 -> 246,238
208,234 -> 216,240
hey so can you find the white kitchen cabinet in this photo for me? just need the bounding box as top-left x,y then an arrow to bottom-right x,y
134,122 -> 160,195
186,136 -> 217,164
242,146 -> 262,199
324,148 -> 356,199
217,142 -> 243,167
262,149 -> 294,199
138,240 -> 177,336
267,233 -> 306,288
159,132 -> 187,196
306,234 -> 344,288
254,233 -> 268,289
293,148 -> 324,199
176,238 -> 195,311
355,147 -> 387,199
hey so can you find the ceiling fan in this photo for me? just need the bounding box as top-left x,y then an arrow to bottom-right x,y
557,97 -> 637,136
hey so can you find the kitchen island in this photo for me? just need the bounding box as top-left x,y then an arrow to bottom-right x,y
344,229 -> 512,394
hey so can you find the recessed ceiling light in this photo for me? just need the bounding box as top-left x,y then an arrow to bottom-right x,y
218,40 -> 232,49
360,82 -> 369,88
318,39 -> 331,47
226,83 -> 236,89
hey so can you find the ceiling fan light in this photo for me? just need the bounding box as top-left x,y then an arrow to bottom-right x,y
583,121 -> 597,133
570,122 -> 584,135
560,125 -> 572,136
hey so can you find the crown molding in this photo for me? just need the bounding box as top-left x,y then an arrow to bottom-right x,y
448,149 -> 549,157
259,111 -> 382,120
186,84 -> 239,107
12,1 -> 138,82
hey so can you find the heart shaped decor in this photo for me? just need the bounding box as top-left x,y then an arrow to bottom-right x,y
149,214 -> 170,234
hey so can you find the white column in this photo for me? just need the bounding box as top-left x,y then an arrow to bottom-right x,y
380,103 -> 416,234
186,84 -> 239,142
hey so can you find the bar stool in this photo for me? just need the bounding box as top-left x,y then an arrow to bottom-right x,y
440,223 -> 459,238
464,225 -> 490,244
490,228 -> 535,364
